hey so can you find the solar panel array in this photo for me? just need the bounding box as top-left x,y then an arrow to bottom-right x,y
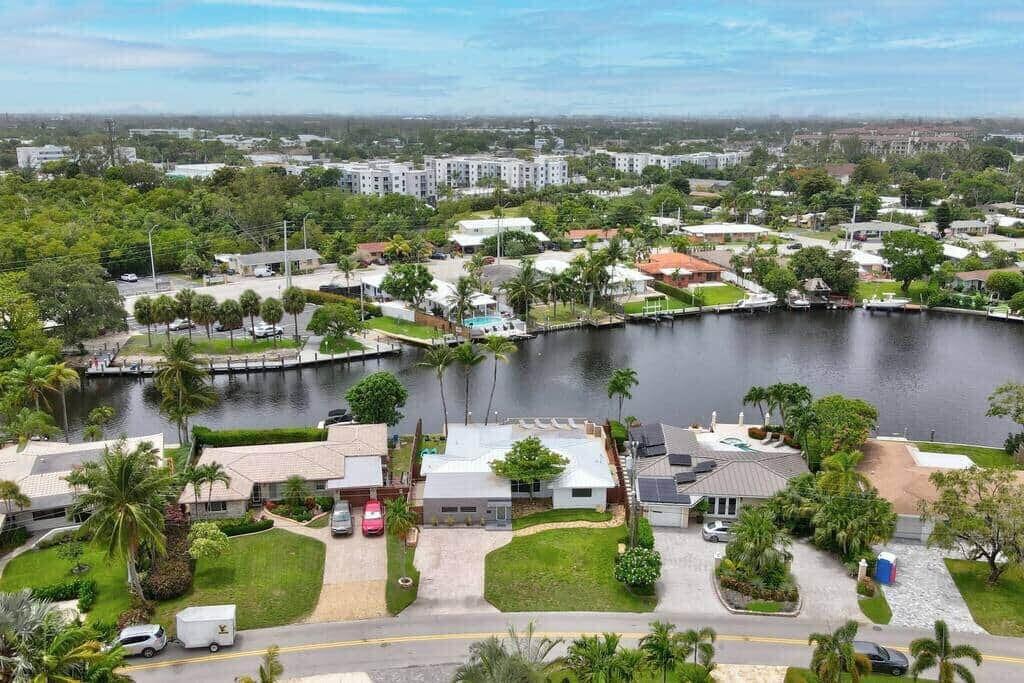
674,471 -> 696,484
668,453 -> 692,467
631,424 -> 667,458
637,477 -> 690,503
693,460 -> 717,474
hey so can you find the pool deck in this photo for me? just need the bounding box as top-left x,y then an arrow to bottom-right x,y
697,421 -> 801,455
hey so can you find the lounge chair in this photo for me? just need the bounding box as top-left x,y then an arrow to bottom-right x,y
534,418 -> 548,430
519,419 -> 530,429
551,418 -> 567,430
568,418 -> 579,430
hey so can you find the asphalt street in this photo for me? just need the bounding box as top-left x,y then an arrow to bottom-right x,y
126,611 -> 1023,682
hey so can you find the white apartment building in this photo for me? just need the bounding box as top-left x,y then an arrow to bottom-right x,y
128,128 -> 201,139
17,145 -> 138,169
597,150 -> 750,174
166,163 -> 227,179
324,160 -> 436,201
425,154 -> 569,190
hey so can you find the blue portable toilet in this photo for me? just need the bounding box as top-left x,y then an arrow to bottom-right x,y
875,551 -> 897,585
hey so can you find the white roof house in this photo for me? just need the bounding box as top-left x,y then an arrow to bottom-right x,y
533,260 -> 650,298
450,217 -> 539,252
677,223 -> 769,237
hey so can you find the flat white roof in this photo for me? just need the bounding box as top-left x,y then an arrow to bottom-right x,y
450,233 -> 486,247
456,217 -> 535,231
534,259 -> 571,275
679,223 -> 769,235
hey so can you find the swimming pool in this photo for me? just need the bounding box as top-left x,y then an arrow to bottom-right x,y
719,437 -> 754,451
464,315 -> 504,329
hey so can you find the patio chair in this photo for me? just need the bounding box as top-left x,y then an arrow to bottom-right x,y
534,418 -> 548,430
551,418 -> 568,430
519,419 -> 530,429
568,418 -> 579,430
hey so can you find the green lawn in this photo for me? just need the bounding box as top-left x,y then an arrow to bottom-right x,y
745,600 -> 783,613
622,296 -> 687,314
915,441 -> 1019,469
318,335 -> 365,354
306,514 -> 330,529
858,591 -> 893,624
464,205 -> 527,219
528,304 -> 586,325
154,529 -> 324,632
945,560 -> 1024,636
121,335 -> 299,356
386,534 -> 419,615
484,526 -> 656,612
365,316 -> 441,340
854,280 -> 929,304
0,543 -> 131,625
511,508 -> 613,530
693,283 -> 746,306
786,669 -> 933,682
390,434 -> 446,479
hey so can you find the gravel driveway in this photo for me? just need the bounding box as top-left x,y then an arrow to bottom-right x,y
404,528 -> 512,615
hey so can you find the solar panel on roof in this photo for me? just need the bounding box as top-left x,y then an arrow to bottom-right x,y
656,478 -> 679,502
644,445 -> 667,457
674,471 -> 696,484
637,478 -> 660,501
668,453 -> 692,467
693,460 -> 716,474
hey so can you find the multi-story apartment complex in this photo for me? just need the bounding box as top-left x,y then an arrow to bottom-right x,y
425,154 -> 569,190
16,145 -> 138,169
790,125 -> 974,157
595,150 -> 751,174
128,128 -> 202,139
323,160 -> 437,200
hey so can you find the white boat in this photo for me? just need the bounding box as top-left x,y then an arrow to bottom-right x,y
863,292 -> 911,311
786,290 -> 811,310
737,292 -> 777,310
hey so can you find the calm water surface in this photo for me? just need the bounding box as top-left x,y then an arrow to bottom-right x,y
67,310 -> 1024,446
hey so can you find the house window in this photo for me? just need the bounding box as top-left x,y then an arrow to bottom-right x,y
512,480 -> 541,494
707,497 -> 738,517
440,506 -> 458,513
314,480 -> 327,491
205,501 -> 227,513
571,488 -> 593,498
31,507 -> 66,522
459,506 -> 477,513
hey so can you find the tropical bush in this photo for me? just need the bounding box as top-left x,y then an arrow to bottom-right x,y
315,496 -> 335,512
635,517 -> 655,550
300,288 -> 381,316
32,577 -> 97,604
856,578 -> 877,597
0,527 -> 29,552
216,515 -> 274,536
142,506 -> 194,600
192,425 -> 326,447
1004,431 -> 1024,455
614,547 -> 662,588
722,506 -> 792,589
717,574 -> 798,603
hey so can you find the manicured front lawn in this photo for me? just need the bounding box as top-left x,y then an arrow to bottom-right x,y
745,599 -> 782,613
154,529 -> 324,632
915,441 -> 1019,469
786,669 -> 934,682
693,283 -> 746,306
386,533 -> 419,615
945,559 -> 1024,636
854,280 -> 929,303
858,590 -> 892,624
511,508 -> 613,530
318,335 -> 365,354
306,514 -> 330,528
484,526 -> 656,612
0,543 -> 131,625
121,335 -> 299,356
365,316 -> 441,340
622,296 -> 687,314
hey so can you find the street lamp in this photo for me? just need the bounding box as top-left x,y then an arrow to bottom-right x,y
147,219 -> 161,293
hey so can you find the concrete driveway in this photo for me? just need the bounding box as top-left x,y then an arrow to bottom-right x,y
404,528 -> 512,615
655,527 -> 861,621
280,508 -> 388,622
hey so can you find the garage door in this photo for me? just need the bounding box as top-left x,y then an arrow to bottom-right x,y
645,504 -> 686,528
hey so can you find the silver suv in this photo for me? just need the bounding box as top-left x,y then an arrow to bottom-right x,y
331,500 -> 353,536
701,520 -> 732,542
115,624 -> 167,658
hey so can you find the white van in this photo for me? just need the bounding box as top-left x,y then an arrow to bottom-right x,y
252,266 -> 274,278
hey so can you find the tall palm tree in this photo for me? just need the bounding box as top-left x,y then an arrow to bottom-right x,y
175,288 -> 196,340
606,367 -> 639,422
4,351 -> 55,412
199,461 -> 232,513
337,255 -> 357,290
0,480 -> 30,520
181,465 -> 206,519
385,496 -> 417,584
1,408 -> 59,450
152,294 -> 177,341
154,337 -> 217,445
501,258 -> 545,324
808,620 -> 871,683
192,293 -> 219,339
565,633 -> 628,683
417,345 -> 454,435
726,505 -> 792,585
640,621 -> 689,683
603,237 -> 626,266
44,359 -> 79,441
817,450 -> 871,494
447,276 -> 477,326
681,627 -> 717,667
282,287 -> 307,343
542,270 -> 566,317
259,297 -> 284,349
910,620 -> 982,683
218,299 -> 245,349
67,440 -> 175,598
742,385 -> 771,425
239,289 -> 263,337
133,295 -> 155,346
385,234 -> 412,262
453,342 -> 484,425
236,645 -> 284,683
483,336 -> 516,426
454,623 -> 562,683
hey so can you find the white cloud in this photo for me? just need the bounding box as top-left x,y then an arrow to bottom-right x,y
198,0 -> 403,15
181,23 -> 457,48
0,33 -> 212,70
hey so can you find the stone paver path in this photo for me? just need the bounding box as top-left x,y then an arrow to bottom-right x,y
404,528 -> 512,615
878,542 -> 984,634
273,511 -> 388,622
513,505 -> 625,537
714,665 -> 788,683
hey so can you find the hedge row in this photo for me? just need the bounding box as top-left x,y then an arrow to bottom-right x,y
33,578 -> 98,612
718,575 -> 798,603
215,516 -> 274,536
301,289 -> 381,316
652,279 -> 703,306
192,426 -> 326,447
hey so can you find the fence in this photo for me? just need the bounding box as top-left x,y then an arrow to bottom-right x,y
721,270 -> 765,294
603,420 -> 630,521
414,309 -> 470,338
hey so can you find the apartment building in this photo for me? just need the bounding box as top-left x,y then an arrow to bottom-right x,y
324,160 -> 437,200
128,128 -> 201,139
596,150 -> 750,174
16,145 -> 138,169
791,125 -> 972,157
425,154 -> 569,190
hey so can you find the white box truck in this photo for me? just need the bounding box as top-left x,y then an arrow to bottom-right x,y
174,605 -> 236,652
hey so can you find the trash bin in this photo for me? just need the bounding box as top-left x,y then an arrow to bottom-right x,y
875,551 -> 897,585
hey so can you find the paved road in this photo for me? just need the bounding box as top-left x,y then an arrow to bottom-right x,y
127,611 -> 1022,682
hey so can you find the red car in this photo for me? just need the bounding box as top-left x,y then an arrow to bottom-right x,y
361,500 -> 384,536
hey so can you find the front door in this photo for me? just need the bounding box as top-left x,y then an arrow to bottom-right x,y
487,502 -> 510,525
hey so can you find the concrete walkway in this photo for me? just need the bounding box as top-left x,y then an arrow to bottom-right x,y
512,505 -> 625,537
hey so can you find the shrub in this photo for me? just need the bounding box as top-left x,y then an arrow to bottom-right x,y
1004,432 -> 1024,455
192,426 -> 326,448
142,508 -> 193,601
77,580 -> 98,612
216,516 -> 274,536
843,551 -> 878,579
995,225 -> 1024,238
635,518 -> 655,550
608,420 -> 626,445
718,575 -> 798,603
614,547 -> 662,588
90,620 -> 118,642
748,426 -> 766,440
301,289 -> 381,316
782,435 -> 800,449
32,578 -> 96,603
0,527 -> 29,552
315,496 -> 335,512
856,578 -> 877,597
117,608 -> 152,630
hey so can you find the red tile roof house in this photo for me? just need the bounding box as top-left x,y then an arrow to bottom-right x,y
637,252 -> 724,288
567,228 -> 620,246
355,241 -> 390,262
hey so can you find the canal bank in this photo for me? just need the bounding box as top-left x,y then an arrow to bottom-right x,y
66,309 -> 1024,447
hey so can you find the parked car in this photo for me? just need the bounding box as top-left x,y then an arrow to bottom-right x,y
701,520 -> 732,542
319,283 -> 346,295
854,641 -> 908,676
168,318 -> 196,331
429,251 -> 448,260
213,319 -> 242,332
785,242 -> 802,251
253,266 -> 274,278
252,323 -> 284,338
361,500 -> 384,536
331,500 -> 353,536
112,624 -> 166,658
120,273 -> 138,283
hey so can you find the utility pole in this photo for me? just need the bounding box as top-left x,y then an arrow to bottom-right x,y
148,220 -> 160,293
302,213 -> 311,251
283,220 -> 291,289
104,118 -> 116,167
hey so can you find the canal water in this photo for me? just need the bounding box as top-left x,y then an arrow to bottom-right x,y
67,310 -> 1023,446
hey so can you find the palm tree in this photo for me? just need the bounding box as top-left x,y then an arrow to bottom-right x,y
502,258 -> 545,324
542,270 -> 566,317
218,299 -> 245,349
817,450 -> 871,494
181,465 -> 206,519
152,294 -> 177,341
337,255 -> 357,290
0,480 -> 30,520
606,367 -> 639,422
175,288 -> 196,340
453,342 -> 484,425
282,287 -> 307,343
4,351 -> 55,412
239,289 -> 263,337
192,293 -> 218,339
453,623 -> 562,683
725,505 -> 792,585
385,234 -> 412,262
1,408 -> 59,450
30,624 -> 129,683
44,359 -> 79,441
742,385 -> 771,425
259,297 -> 284,349
808,620 -> 871,683
154,337 -> 217,444
447,276 -> 477,326
483,335 -> 516,426
68,440 -> 175,597
640,621 -> 689,683
385,496 -> 417,585
133,295 -> 155,346
282,475 -> 310,509
417,345 -> 455,435
909,620 -> 982,683
612,647 -> 651,681
236,645 -> 284,683
566,633 -> 628,683
198,461 -> 232,514
603,237 -> 626,266
681,627 -> 717,667
0,589 -> 60,682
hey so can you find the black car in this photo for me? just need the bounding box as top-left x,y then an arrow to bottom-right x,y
854,641 -> 908,676
319,284 -> 346,295
429,251 -> 448,260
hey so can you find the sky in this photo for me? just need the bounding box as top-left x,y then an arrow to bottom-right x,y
2,0 -> 1024,117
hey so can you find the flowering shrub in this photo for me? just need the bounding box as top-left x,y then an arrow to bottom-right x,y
614,547 -> 662,588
